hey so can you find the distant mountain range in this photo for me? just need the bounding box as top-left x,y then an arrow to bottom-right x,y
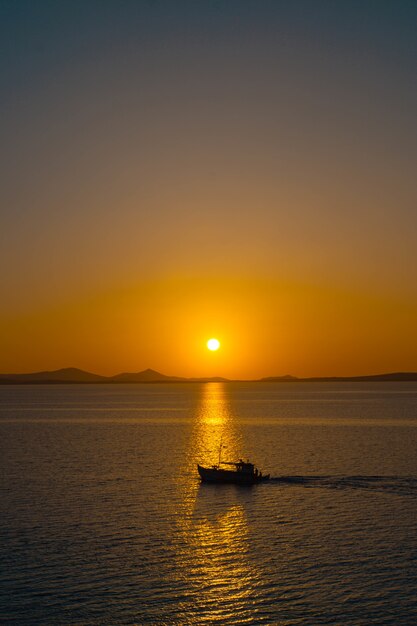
261,373 -> 417,382
1,367 -> 417,384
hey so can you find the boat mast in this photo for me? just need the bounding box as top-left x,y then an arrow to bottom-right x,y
218,437 -> 223,466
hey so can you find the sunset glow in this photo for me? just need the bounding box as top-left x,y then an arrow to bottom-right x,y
1,2 -> 417,379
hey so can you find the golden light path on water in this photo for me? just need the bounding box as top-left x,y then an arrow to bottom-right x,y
173,384 -> 263,623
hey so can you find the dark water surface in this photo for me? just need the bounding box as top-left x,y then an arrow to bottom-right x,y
1,382 -> 417,624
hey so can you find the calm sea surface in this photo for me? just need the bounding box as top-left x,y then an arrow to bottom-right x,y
1,382 -> 417,625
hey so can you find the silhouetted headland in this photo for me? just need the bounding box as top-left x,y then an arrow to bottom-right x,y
1,368 -> 417,384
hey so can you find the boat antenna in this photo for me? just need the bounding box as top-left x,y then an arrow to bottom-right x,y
218,436 -> 227,466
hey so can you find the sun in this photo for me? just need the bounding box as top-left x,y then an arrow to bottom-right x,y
207,338 -> 220,351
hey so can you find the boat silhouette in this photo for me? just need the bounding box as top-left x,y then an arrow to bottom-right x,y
197,441 -> 269,484
197,459 -> 270,484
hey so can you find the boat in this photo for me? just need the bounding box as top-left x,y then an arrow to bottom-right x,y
197,459 -> 270,484
197,439 -> 270,484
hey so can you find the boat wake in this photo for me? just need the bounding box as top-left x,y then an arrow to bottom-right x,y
269,475 -> 417,497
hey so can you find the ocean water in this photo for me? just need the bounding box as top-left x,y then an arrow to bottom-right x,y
1,381 -> 416,625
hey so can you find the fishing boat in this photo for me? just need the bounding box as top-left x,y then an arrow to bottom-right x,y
197,459 -> 270,484
197,442 -> 269,484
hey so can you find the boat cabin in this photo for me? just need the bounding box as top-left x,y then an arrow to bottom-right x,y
219,458 -> 262,478
237,459 -> 254,473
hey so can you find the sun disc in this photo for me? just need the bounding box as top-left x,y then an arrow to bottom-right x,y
207,338 -> 220,351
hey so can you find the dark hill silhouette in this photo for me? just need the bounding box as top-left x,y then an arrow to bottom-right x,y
1,368 -> 417,384
262,372 -> 417,382
110,368 -> 185,383
0,367 -> 107,384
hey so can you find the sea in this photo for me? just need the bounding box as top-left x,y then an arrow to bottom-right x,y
1,382 -> 416,625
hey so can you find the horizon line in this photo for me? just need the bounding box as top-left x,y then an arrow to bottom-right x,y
1,366 -> 417,384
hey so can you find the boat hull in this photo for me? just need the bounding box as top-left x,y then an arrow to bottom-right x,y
197,464 -> 270,485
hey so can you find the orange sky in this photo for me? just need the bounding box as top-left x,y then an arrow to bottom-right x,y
1,2 -> 417,378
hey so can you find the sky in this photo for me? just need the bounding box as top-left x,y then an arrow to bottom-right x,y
1,0 -> 417,378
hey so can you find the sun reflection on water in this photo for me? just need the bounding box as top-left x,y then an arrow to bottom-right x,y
173,383 -> 262,622
190,382 -> 242,468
